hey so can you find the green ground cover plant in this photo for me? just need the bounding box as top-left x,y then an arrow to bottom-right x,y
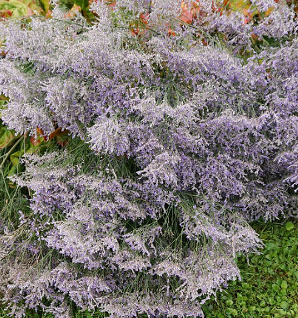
203,220 -> 298,318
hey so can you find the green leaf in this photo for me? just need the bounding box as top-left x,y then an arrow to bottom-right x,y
7,161 -> 23,176
272,284 -> 279,292
59,0 -> 75,10
10,150 -> 21,166
242,282 -> 250,289
226,308 -> 238,316
279,301 -> 289,310
37,0 -> 50,13
268,297 -> 275,305
281,281 -> 288,290
74,0 -> 89,10
7,165 -> 18,187
0,126 -> 15,149
7,165 -> 17,177
249,306 -> 256,312
0,100 -> 7,109
285,222 -> 294,231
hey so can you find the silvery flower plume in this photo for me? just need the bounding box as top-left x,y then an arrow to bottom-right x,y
88,117 -> 130,156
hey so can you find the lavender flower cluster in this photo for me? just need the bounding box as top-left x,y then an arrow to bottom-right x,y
0,0 -> 297,317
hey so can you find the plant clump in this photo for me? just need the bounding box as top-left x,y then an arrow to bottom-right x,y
0,0 -> 298,317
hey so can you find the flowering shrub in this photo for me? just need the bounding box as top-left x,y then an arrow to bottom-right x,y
0,0 -> 298,317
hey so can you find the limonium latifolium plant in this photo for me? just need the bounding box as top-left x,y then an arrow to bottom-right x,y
0,0 -> 298,317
